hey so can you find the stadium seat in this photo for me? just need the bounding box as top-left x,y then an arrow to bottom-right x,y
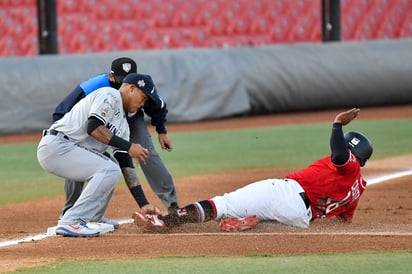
59,33 -> 89,54
291,14 -> 321,42
17,36 -> 38,56
194,10 -> 213,27
376,4 -> 407,39
267,11 -> 295,43
0,0 -> 35,6
58,14 -> 89,37
399,13 -> 412,37
0,35 -> 14,56
207,36 -> 238,49
230,18 -> 251,35
352,20 -> 377,41
179,27 -> 209,48
152,10 -> 174,28
250,17 -> 270,35
57,0 -> 94,14
207,16 -> 233,36
172,11 -> 196,27
141,30 -> 168,49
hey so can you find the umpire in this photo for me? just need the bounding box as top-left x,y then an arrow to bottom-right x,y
53,57 -> 179,223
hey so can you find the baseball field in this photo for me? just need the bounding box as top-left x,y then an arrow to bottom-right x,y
1,105 -> 412,273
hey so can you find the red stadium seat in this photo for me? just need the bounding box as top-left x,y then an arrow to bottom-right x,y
399,13 -> 412,37
291,14 -> 321,42
152,9 -> 175,28
0,0 -> 35,6
207,16 -> 233,36
172,11 -> 196,27
376,4 -> 408,39
267,11 -> 295,43
230,18 -> 251,35
250,17 -> 270,35
59,34 -> 89,54
194,10 -> 213,27
182,27 -> 209,47
58,14 -> 90,37
57,0 -> 95,14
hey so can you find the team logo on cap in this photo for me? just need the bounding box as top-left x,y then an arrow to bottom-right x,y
122,63 -> 132,73
349,137 -> 360,147
137,80 -> 146,88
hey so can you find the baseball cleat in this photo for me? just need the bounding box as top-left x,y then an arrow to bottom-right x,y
148,214 -> 165,227
133,211 -> 166,227
133,211 -> 149,226
218,215 -> 259,232
133,212 -> 165,227
55,223 -> 100,237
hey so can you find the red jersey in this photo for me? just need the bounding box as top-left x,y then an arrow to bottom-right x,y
285,150 -> 367,222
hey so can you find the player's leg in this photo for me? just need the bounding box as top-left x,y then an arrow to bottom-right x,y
141,180 -> 284,227
158,200 -> 215,227
212,178 -> 312,228
60,179 -> 84,217
57,151 -> 121,225
128,115 -> 179,211
38,135 -> 121,225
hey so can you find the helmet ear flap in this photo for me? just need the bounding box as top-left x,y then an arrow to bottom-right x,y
344,131 -> 373,167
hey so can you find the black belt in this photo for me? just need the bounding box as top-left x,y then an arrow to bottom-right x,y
299,192 -> 311,210
43,129 -> 69,140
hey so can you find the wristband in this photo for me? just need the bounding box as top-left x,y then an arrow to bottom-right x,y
108,135 -> 132,151
129,185 -> 149,207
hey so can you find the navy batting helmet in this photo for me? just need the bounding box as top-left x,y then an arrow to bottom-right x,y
344,131 -> 373,167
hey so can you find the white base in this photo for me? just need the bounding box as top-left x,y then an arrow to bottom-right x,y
47,222 -> 114,236
87,222 -> 114,234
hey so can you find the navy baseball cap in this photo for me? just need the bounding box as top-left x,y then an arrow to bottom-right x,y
123,73 -> 159,104
111,57 -> 137,83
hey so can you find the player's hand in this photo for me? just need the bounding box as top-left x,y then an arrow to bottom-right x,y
128,143 -> 149,164
158,133 -> 173,152
140,204 -> 162,215
334,108 -> 360,125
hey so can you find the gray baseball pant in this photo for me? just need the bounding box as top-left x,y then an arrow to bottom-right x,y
60,115 -> 178,217
38,134 -> 121,225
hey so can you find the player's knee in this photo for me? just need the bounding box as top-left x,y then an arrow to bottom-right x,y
105,162 -> 122,180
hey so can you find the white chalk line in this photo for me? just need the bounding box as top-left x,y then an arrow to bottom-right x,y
1,169 -> 412,248
104,231 -> 412,237
367,169 -> 412,185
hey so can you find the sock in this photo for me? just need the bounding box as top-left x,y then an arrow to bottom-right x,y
161,200 -> 216,227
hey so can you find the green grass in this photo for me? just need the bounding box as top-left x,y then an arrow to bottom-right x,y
0,118 -> 411,205
14,251 -> 412,273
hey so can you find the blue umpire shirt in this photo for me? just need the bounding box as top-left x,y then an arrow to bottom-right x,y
52,73 -> 168,134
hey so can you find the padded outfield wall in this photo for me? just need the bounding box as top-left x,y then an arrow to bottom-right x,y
0,39 -> 411,134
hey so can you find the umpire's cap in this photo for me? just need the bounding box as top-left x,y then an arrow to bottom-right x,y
344,131 -> 373,167
111,57 -> 137,83
123,73 -> 160,105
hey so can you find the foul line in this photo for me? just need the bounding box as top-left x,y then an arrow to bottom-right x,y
104,231 -> 412,237
367,169 -> 412,185
1,169 -> 412,248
